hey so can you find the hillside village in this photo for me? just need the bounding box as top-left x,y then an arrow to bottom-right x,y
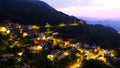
0,21 -> 120,68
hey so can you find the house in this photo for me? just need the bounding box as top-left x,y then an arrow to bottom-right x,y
79,19 -> 87,24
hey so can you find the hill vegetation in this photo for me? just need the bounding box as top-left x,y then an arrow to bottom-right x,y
0,0 -> 80,26
0,0 -> 120,68
0,22 -> 120,68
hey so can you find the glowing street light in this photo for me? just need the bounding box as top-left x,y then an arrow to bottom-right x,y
23,32 -> 28,37
0,27 -> 7,32
6,30 -> 10,34
47,54 -> 54,61
18,52 -> 23,56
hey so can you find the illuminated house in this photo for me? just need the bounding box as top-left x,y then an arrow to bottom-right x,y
79,19 -> 87,24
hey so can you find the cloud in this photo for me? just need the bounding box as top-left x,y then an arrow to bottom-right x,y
57,0 -> 120,18
43,0 -> 120,18
90,0 -> 120,9
44,0 -> 92,8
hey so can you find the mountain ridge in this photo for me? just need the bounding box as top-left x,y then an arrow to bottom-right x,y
0,0 -> 80,26
78,17 -> 120,31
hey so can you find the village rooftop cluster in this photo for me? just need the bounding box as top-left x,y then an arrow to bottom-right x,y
0,21 -> 120,68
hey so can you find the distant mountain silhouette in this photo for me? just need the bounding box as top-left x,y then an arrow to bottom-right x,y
78,17 -> 120,31
0,0 -> 80,26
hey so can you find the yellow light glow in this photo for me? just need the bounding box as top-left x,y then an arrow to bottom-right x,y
18,52 -> 23,56
110,53 -> 115,57
75,53 -> 81,57
110,50 -> 116,57
17,57 -> 22,62
65,41 -> 70,46
70,44 -> 75,47
0,27 -> 7,32
63,51 -> 69,56
13,41 -> 22,47
10,45 -> 14,48
23,32 -> 28,37
77,48 -> 84,53
32,25 -> 40,29
37,46 -> 43,50
18,25 -> 22,28
58,23 -> 66,27
68,62 -> 80,68
6,30 -> 10,34
45,23 -> 51,28
47,54 -> 54,61
89,54 -> 98,59
42,36 -> 46,40
33,46 -> 43,51
70,23 -> 79,26
98,56 -> 106,62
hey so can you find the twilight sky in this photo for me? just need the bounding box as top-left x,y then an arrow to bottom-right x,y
43,0 -> 120,19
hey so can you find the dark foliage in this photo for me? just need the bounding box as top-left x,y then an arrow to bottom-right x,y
82,59 -> 113,68
54,24 -> 120,49
0,0 -> 80,26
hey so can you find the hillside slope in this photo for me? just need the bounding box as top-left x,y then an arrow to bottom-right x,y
0,0 -> 80,25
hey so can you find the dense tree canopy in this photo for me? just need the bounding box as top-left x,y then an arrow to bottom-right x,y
54,24 -> 120,49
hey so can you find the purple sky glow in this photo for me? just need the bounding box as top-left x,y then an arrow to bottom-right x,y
43,0 -> 120,19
